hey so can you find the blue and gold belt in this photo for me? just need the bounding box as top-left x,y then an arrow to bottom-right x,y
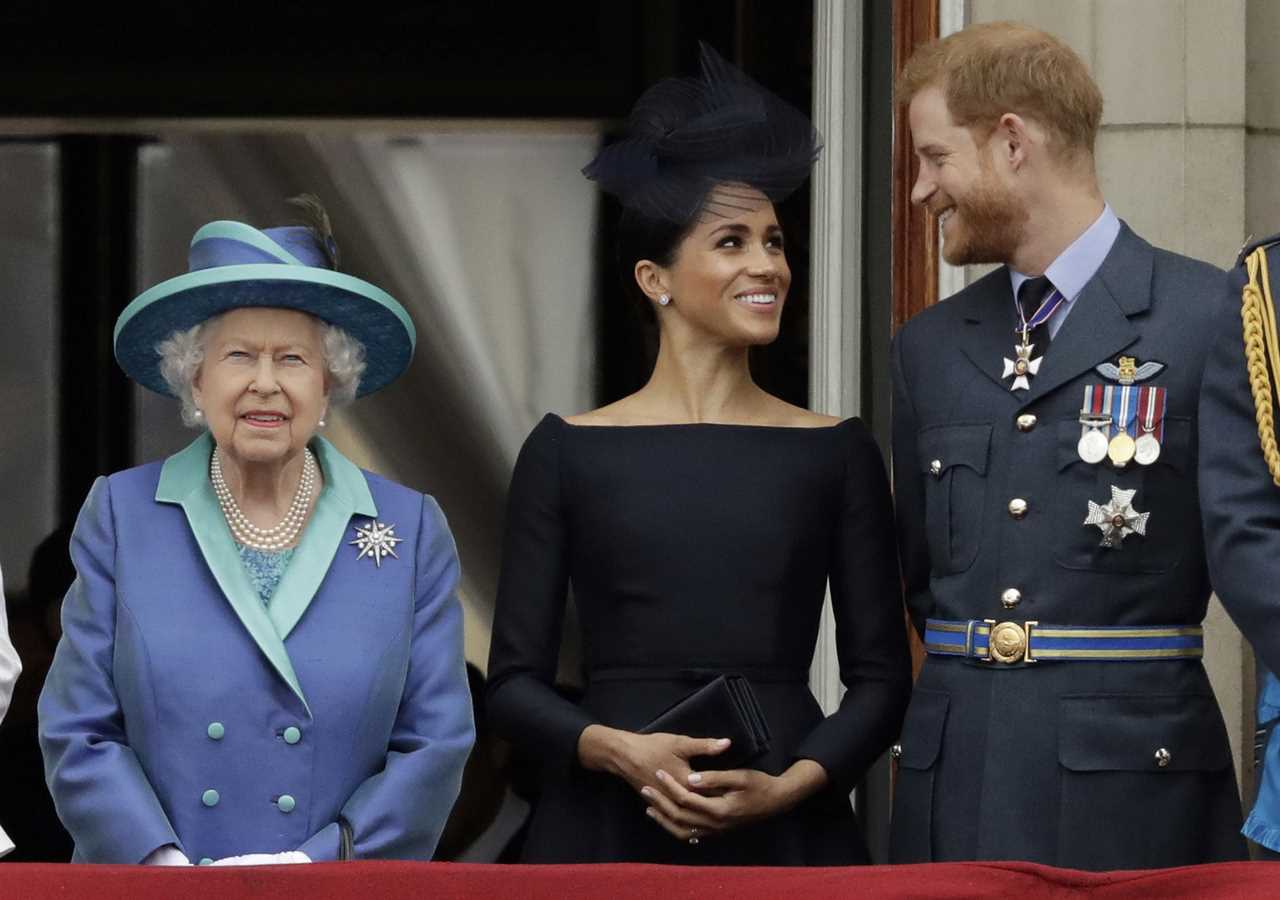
924,618 -> 1203,664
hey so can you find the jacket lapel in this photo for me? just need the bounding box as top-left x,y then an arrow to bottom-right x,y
267,436 -> 377,641
155,433 -> 311,712
955,270 -> 1028,399
1021,225 -> 1149,405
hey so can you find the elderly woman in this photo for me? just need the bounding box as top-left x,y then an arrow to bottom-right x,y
38,208 -> 474,865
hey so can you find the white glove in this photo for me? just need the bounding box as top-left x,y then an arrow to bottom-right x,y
209,851 -> 311,866
141,844 -> 192,866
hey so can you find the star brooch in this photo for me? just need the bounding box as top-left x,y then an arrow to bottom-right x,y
350,520 -> 403,567
1083,485 -> 1150,549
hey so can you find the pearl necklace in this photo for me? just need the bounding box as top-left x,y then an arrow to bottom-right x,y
210,448 -> 317,550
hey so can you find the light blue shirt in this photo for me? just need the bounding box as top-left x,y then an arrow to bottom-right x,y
1009,203 -> 1121,339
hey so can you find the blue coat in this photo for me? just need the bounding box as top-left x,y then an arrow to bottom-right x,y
38,433 -> 474,863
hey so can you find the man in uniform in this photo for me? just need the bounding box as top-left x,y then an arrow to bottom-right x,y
889,22 -> 1247,868
1201,235 -> 1280,858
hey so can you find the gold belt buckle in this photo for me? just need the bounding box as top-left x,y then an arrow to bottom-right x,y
982,619 -> 1039,664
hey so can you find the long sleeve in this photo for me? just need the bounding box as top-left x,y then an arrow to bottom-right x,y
1199,266 -> 1280,675
37,477 -> 182,863
0,562 -> 19,729
891,329 -> 933,635
299,495 -> 475,861
793,420 -> 912,789
486,416 -> 597,772
0,562 -> 19,858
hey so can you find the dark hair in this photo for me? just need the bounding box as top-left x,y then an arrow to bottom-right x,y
615,204 -> 698,320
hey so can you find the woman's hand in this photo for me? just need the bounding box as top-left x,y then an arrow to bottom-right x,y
643,758 -> 830,843
577,724 -> 732,799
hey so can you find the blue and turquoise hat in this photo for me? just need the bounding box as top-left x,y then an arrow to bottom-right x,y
113,220 -> 416,398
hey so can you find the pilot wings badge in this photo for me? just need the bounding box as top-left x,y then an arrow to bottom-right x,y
1095,356 -> 1165,385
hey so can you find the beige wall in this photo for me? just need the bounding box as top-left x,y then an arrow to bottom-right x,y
966,0 -> 1260,797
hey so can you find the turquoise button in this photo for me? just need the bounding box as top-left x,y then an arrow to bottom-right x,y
283,726 -> 301,745
202,789 -> 220,807
277,794 -> 296,813
199,857 -> 214,866
207,722 -> 225,740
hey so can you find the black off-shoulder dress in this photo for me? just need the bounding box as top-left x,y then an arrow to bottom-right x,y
486,413 -> 910,865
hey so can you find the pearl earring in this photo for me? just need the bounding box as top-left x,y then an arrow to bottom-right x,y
318,417 -> 327,427
658,294 -> 671,307
193,409 -> 203,420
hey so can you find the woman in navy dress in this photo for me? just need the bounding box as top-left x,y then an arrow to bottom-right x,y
486,45 -> 910,865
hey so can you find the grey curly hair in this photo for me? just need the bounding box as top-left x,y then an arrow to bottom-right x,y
156,312 -> 367,427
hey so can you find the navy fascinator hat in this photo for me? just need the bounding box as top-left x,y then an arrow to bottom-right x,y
582,42 -> 822,224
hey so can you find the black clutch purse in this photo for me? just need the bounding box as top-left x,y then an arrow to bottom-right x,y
638,674 -> 772,770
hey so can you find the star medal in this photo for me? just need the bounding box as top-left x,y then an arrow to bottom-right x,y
1106,385 -> 1138,468
1002,339 -> 1042,392
350,520 -> 403,567
1004,284 -> 1066,392
1077,386 -> 1111,464
1084,486 -> 1150,548
1134,385 -> 1167,466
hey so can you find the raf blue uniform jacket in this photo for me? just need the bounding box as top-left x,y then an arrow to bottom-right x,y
890,223 -> 1246,869
1200,234 -> 1280,851
38,433 -> 474,864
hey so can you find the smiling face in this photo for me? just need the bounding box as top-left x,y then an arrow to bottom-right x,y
191,307 -> 329,468
908,84 -> 1028,266
640,187 -> 791,346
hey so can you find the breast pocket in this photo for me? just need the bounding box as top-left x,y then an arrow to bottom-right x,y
917,423 -> 991,575
1051,415 -> 1194,574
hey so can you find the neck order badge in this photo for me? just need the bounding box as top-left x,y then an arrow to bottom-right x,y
1003,285 -> 1066,391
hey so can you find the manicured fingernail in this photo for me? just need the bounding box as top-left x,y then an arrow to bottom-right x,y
688,772 -> 703,785
640,787 -> 653,798
656,769 -> 669,781
645,807 -> 656,818
716,738 -> 731,746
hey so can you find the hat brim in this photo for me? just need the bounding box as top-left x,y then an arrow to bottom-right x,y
114,264 -> 417,398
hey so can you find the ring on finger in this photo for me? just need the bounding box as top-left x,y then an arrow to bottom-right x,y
688,827 -> 701,846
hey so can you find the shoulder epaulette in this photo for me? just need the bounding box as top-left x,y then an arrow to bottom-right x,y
1236,233 -> 1280,268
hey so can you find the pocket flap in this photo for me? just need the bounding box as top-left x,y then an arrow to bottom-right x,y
1058,693 -> 1231,772
918,424 -> 991,476
898,689 -> 949,770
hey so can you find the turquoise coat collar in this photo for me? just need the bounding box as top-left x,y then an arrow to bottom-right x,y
155,432 -> 377,713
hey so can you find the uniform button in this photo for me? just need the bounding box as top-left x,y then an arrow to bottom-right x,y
1001,588 -> 1022,609
1016,413 -> 1038,432
930,459 -> 943,477
890,743 -> 903,760
202,789 -> 220,807
1008,498 -> 1029,519
1155,748 -> 1172,768
277,794 -> 296,813
207,722 -> 225,741
199,857 -> 214,866
283,726 -> 301,745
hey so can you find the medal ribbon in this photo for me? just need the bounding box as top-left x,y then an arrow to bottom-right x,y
1138,385 -> 1167,442
1015,287 -> 1068,334
1110,385 -> 1138,438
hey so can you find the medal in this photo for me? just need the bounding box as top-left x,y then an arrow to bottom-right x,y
1002,285 -> 1067,392
1077,386 -> 1111,464
1084,485 -> 1150,548
1108,433 -> 1136,467
1106,385 -> 1138,468
1002,339 -> 1041,391
1134,384 -> 1167,466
